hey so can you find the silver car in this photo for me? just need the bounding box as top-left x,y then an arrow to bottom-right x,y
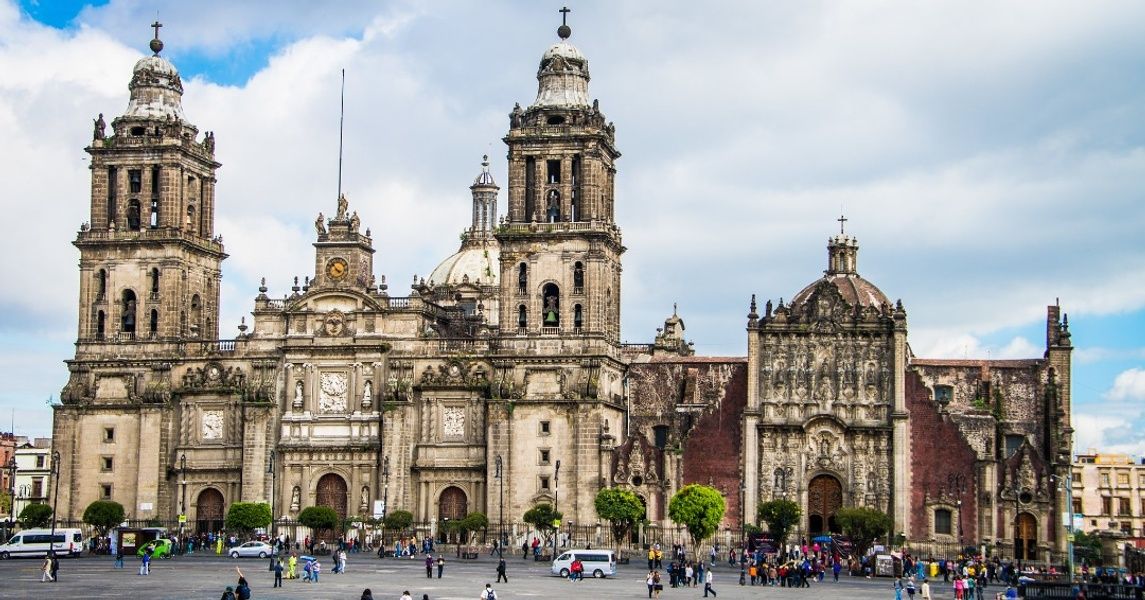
229,541 -> 273,558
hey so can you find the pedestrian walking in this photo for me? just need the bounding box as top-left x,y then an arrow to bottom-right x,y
361,588 -> 374,600
219,586 -> 236,600
425,553 -> 434,578
114,546 -> 124,569
50,552 -> 59,581
921,578 -> 932,600
139,549 -> 151,575
496,557 -> 508,583
40,554 -> 53,582
437,554 -> 445,578
273,558 -> 284,587
704,568 -> 718,597
480,583 -> 498,599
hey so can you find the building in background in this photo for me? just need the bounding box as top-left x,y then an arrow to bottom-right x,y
12,438 -> 53,518
1073,451 -> 1145,542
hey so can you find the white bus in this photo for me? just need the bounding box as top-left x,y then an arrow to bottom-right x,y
0,528 -> 86,559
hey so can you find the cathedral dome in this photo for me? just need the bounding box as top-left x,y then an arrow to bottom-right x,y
533,36 -> 591,108
428,243 -> 499,287
790,235 -> 890,309
123,43 -> 186,120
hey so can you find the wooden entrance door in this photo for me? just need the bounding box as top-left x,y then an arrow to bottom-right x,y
438,486 -> 467,521
195,488 -> 224,533
316,473 -> 348,521
1015,512 -> 1037,560
808,475 -> 843,534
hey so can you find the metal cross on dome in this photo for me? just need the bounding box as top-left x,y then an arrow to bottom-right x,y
838,214 -> 848,235
560,6 -> 571,25
152,20 -> 162,39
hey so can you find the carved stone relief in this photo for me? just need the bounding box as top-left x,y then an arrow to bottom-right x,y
442,406 -> 465,437
201,410 -> 224,439
319,372 -> 348,413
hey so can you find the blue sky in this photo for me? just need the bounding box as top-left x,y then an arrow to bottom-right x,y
1,0 -> 1143,454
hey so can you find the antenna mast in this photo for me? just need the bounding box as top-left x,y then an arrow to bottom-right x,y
337,69 -> 345,200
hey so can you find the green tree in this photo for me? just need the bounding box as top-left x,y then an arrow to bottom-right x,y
594,487 -> 645,553
668,484 -> 726,549
19,503 -> 53,528
298,506 -> 340,538
82,500 -> 126,536
757,498 -> 801,547
835,506 -> 893,557
456,512 -> 489,545
224,502 -> 272,536
383,509 -> 414,533
1073,530 -> 1102,565
0,491 -> 11,515
523,503 -> 563,547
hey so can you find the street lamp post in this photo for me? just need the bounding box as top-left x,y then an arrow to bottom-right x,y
553,459 -> 560,559
179,453 -> 187,555
739,481 -> 747,586
49,450 -> 60,556
495,455 -> 504,558
266,451 -> 275,542
382,457 -> 390,521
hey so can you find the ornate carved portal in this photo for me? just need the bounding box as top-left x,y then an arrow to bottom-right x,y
1015,512 -> 1038,561
316,473 -> 348,523
807,474 -> 843,534
195,488 -> 224,534
438,486 -> 468,522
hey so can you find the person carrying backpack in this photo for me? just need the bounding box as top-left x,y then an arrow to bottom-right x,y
480,582 -> 498,599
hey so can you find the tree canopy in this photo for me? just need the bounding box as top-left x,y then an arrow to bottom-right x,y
835,506 -> 893,557
382,509 -> 414,532
82,500 -> 126,533
757,498 -> 801,546
594,487 -> 645,551
298,506 -> 340,532
668,484 -> 726,548
19,503 -> 53,528
523,503 -> 562,543
224,502 -> 272,534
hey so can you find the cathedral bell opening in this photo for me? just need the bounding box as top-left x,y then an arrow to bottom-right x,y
542,283 -> 560,326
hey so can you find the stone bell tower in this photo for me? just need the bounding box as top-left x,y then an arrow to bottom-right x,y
75,22 -> 225,346
497,11 -> 623,343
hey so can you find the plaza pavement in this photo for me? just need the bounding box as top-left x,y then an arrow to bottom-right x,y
0,550 -> 964,600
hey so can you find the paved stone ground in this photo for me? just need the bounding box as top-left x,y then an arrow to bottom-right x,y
0,551 -> 961,600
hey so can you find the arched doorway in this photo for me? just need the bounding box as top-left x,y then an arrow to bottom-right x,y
195,488 -> 224,534
438,486 -> 468,544
1015,512 -> 1038,561
316,473 -> 348,521
808,475 -> 843,535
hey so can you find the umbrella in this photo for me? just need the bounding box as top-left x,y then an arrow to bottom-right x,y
812,536 -> 832,543
300,555 -> 316,562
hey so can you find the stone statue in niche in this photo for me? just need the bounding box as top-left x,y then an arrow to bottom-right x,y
361,379 -> 372,409
360,486 -> 369,512
293,380 -> 304,409
290,486 -> 301,511
315,213 -> 326,236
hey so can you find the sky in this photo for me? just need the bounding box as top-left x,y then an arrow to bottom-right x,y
0,0 -> 1142,456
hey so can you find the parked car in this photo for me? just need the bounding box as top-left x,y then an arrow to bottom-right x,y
0,528 -> 85,559
230,541 -> 273,558
551,549 -> 617,578
137,538 -> 173,559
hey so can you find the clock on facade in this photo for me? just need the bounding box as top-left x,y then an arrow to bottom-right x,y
326,257 -> 348,280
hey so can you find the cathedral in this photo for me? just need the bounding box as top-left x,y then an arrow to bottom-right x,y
52,15 -> 1073,561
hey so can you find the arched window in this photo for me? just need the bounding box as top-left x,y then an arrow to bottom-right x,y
96,269 -> 107,299
150,268 -> 160,297
517,263 -> 527,294
542,283 -> 560,327
190,294 -> 202,337
121,289 -> 137,334
126,199 -> 141,231
186,205 -> 196,234
149,309 -> 158,337
96,310 -> 106,339
517,305 -> 527,329
573,262 -> 584,293
573,304 -> 583,329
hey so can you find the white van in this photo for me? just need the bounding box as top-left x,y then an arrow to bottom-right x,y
551,549 -> 617,578
0,528 -> 85,559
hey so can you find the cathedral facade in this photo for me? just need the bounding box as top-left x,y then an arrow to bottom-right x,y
52,17 -> 1072,561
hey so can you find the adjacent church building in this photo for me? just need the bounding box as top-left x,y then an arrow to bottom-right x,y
52,16 -> 1073,562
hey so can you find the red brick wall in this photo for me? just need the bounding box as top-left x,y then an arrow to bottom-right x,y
907,371 -> 979,543
680,362 -> 747,528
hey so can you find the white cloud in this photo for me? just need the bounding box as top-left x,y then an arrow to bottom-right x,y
1106,368 -> 1145,402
